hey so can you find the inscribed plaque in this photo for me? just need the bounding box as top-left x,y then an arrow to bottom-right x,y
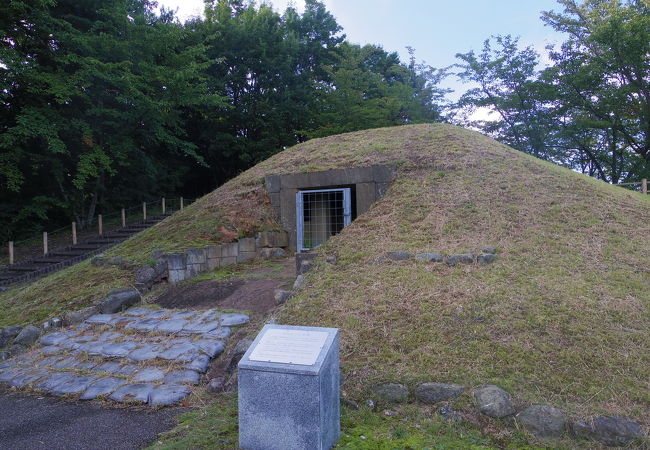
249,328 -> 329,365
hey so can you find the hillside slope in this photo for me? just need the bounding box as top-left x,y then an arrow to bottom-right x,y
1,123 -> 648,428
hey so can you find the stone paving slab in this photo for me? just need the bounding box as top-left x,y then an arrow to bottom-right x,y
34,371 -> 77,392
9,369 -> 50,388
194,339 -> 226,358
163,369 -> 201,385
134,368 -> 165,382
109,382 -> 154,403
158,343 -> 200,362
86,314 -> 113,324
128,344 -> 163,362
186,354 -> 210,373
182,320 -> 219,334
102,341 -> 139,358
51,375 -> 96,396
95,360 -> 122,374
0,360 -> 17,371
219,313 -> 250,326
149,384 -> 191,406
122,307 -> 153,316
40,330 -> 77,346
206,327 -> 231,339
109,316 -> 134,327
126,318 -> 161,332
41,345 -> 63,355
155,319 -> 187,333
0,368 -> 24,383
80,377 -> 126,400
0,305 -> 248,407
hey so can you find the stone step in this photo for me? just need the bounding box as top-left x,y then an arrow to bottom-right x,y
7,265 -> 43,272
85,239 -> 121,245
70,244 -> 102,251
1,209 -> 178,287
32,258 -> 67,264
105,231 -> 134,237
48,250 -> 87,257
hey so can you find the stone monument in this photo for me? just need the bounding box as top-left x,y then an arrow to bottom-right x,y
238,324 -> 340,450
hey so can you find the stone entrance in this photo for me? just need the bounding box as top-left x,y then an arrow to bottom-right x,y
264,165 -> 394,251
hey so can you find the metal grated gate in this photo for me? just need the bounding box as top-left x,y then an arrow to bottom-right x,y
296,188 -> 351,252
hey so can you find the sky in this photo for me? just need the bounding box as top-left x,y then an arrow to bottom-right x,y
159,0 -> 568,102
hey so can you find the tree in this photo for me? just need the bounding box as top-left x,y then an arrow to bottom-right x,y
0,0 -> 224,240
454,35 -> 557,160
542,0 -> 650,182
1,0 -> 448,241
306,43 -> 445,138
454,0 -> 650,184
186,0 -> 347,190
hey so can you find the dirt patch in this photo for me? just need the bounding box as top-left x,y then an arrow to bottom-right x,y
245,260 -> 296,278
154,258 -> 297,384
155,258 -> 296,313
155,279 -> 245,309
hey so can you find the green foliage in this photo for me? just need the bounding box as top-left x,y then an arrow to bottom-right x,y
0,0 -> 446,242
454,1 -> 650,184
0,0 -> 227,241
454,36 -> 555,160
542,0 -> 650,182
306,43 -> 446,138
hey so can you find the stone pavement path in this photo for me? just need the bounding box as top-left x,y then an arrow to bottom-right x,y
0,306 -> 249,406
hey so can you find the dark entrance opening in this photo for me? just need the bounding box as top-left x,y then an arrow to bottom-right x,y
296,188 -> 352,252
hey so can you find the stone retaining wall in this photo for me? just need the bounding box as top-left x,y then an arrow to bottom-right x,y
164,231 -> 288,285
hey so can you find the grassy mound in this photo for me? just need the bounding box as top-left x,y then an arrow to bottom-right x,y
1,124 -> 648,431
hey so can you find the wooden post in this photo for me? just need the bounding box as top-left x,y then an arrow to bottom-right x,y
642,178 -> 648,195
143,202 -> 147,221
8,241 -> 14,265
98,214 -> 103,236
121,208 -> 126,228
43,232 -> 48,255
180,197 -> 184,210
72,222 -> 77,245
162,197 -> 166,215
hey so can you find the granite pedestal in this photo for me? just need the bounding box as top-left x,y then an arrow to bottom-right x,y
238,324 -> 340,450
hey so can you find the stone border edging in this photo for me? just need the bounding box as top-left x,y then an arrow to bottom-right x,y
367,381 -> 645,446
369,246 -> 498,266
133,231 -> 290,289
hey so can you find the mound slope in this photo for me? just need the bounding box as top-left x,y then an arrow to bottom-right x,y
2,124 -> 648,426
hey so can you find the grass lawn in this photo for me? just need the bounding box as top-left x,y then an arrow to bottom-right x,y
149,393 -> 551,450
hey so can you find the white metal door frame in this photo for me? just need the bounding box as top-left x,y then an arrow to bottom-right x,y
296,188 -> 351,252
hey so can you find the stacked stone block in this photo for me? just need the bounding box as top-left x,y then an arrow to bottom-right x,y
220,243 -> 238,267
166,254 -> 187,284
160,231 -> 289,285
185,248 -> 208,278
255,231 -> 288,248
206,245 -> 221,270
237,238 -> 257,263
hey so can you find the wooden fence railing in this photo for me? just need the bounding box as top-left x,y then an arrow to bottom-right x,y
616,178 -> 648,195
3,197 -> 192,267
